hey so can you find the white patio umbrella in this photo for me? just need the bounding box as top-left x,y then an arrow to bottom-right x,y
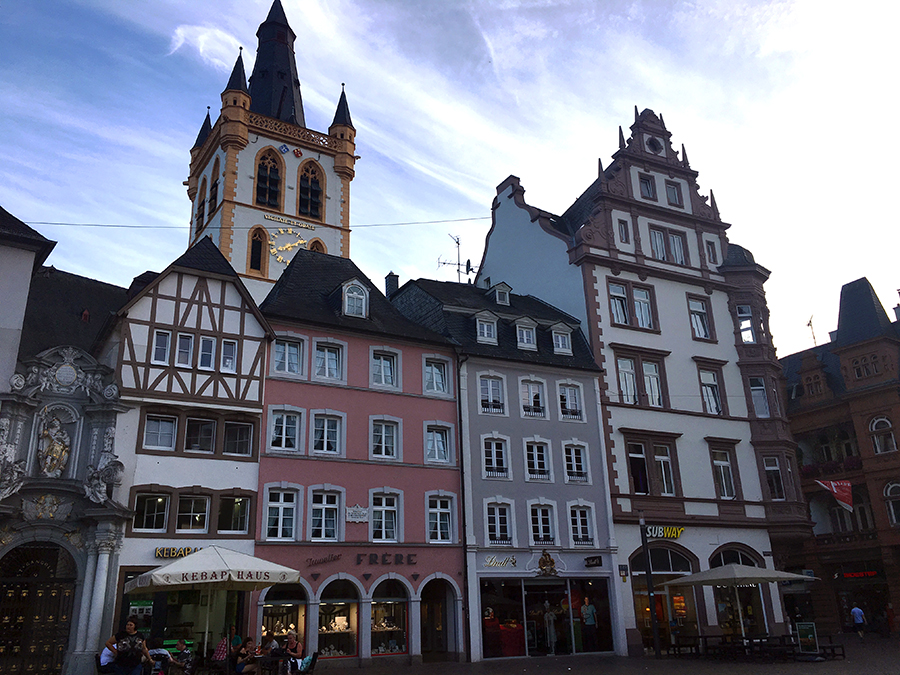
661,564 -> 816,638
124,546 -> 301,655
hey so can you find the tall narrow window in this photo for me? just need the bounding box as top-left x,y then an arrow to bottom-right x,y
315,344 -> 342,379
314,416 -> 340,454
712,450 -> 735,499
643,361 -> 662,408
618,357 -> 638,405
298,164 -> 322,218
221,340 -> 237,372
372,495 -> 398,541
218,496 -> 249,534
208,179 -> 219,214
428,496 -> 452,542
274,339 -> 302,374
311,492 -> 339,541
565,445 -> 588,483
871,417 -> 897,454
256,151 -> 281,208
665,181 -> 683,207
633,288 -> 653,328
425,360 -> 448,393
267,490 -> 295,539
345,285 -> 366,317
654,445 -> 675,495
570,507 -> 593,546
639,174 -> 657,200
689,298 -> 711,339
668,232 -> 686,264
628,443 -> 649,494
700,369 -> 723,415
152,330 -> 171,365
530,505 -> 554,544
271,412 -> 299,450
426,426 -> 450,462
705,240 -> 718,265
484,439 -> 508,477
618,219 -> 630,243
176,334 -> 194,367
480,376 -> 504,414
521,381 -> 545,417
559,385 -> 582,420
749,377 -> 770,418
764,457 -> 786,500
372,421 -> 397,458
609,283 -> 630,324
487,504 -> 511,544
199,337 -> 215,370
737,305 -> 755,343
250,229 -> 265,272
196,179 -> 207,233
650,229 -> 667,260
526,443 -> 550,480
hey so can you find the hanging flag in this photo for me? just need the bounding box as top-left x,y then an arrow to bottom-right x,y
815,480 -> 853,512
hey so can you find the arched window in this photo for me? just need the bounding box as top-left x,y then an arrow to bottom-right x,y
319,580 -> 359,657
308,240 -> 326,253
371,580 -> 408,655
871,417 -> 897,454
195,178 -> 207,235
885,483 -> 900,524
630,547 -> 692,574
710,549 -> 758,568
256,150 -> 281,208
208,158 -> 220,213
262,583 -> 307,644
249,228 -> 268,275
298,162 -> 323,219
344,283 -> 366,317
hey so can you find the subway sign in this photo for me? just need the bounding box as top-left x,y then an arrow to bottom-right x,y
645,526 -> 685,539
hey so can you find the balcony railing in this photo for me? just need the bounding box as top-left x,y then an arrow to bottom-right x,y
489,536 -> 512,546
481,400 -> 504,414
561,408 -> 583,421
523,405 -> 545,418
528,469 -> 550,481
485,468 -> 509,479
573,536 -> 594,546
566,471 -> 588,483
532,536 -> 555,546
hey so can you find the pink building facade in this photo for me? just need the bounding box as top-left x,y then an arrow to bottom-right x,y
251,250 -> 464,665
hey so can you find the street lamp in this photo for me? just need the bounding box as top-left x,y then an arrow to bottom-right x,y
639,511 -> 662,658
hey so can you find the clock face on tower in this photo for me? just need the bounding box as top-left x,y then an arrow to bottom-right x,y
269,228 -> 307,264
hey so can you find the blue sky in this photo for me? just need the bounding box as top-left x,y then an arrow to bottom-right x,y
1,0 -> 897,354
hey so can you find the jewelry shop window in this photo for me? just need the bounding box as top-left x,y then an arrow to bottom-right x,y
262,584 -> 307,647
319,580 -> 358,658
371,579 -> 408,655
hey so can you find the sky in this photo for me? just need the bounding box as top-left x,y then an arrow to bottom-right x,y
1,0 -> 897,356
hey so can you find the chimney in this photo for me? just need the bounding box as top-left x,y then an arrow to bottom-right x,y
894,305 -> 900,322
385,272 -> 399,299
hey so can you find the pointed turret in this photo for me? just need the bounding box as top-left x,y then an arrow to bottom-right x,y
618,126 -> 626,149
224,49 -> 249,94
247,0 -> 306,126
634,105 -> 640,124
331,84 -> 354,129
192,109 -> 212,150
681,144 -> 690,168
709,189 -> 720,220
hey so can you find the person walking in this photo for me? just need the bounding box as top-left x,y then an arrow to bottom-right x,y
104,616 -> 151,675
851,603 -> 867,639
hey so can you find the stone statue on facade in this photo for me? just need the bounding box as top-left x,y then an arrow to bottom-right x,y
0,418 -> 26,501
38,415 -> 71,478
83,426 -> 124,503
537,549 -> 558,577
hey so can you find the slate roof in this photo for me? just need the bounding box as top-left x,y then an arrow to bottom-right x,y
720,242 -> 757,268
260,249 -> 451,344
331,87 -> 354,128
224,52 -> 249,94
19,267 -> 129,360
247,0 -> 306,126
172,236 -> 239,278
192,110 -> 212,150
780,345 -> 847,401
0,204 -> 56,267
392,279 -> 600,372
834,277 -> 896,346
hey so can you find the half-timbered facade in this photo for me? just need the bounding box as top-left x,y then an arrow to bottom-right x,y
105,237 -> 273,644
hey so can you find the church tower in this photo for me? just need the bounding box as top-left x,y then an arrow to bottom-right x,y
186,0 -> 357,302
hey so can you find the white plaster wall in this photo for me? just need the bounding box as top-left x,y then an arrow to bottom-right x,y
0,246 -> 35,393
478,183 -> 587,326
133,453 -> 259,492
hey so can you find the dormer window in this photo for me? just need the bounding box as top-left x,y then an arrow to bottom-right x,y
496,290 -> 509,305
553,330 -> 572,354
477,319 -> 497,344
487,283 -> 512,306
515,319 -> 537,351
343,282 -> 368,318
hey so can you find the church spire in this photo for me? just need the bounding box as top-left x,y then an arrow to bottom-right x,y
224,48 -> 249,94
192,108 -> 212,149
247,0 -> 306,126
331,84 -> 354,128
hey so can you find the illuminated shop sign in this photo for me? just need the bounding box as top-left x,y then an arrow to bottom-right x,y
155,547 -> 201,559
484,555 -> 517,568
645,526 -> 685,539
840,570 -> 878,579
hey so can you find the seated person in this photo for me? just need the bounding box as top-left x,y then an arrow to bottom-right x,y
260,631 -> 279,656
213,626 -> 241,663
168,639 -> 194,675
98,646 -> 116,674
147,637 -> 171,675
234,638 -> 258,674
284,632 -> 303,673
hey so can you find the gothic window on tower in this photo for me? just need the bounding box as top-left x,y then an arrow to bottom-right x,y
195,178 -> 207,235
308,239 -> 326,253
298,162 -> 323,219
209,158 -> 220,213
249,228 -> 268,276
256,149 -> 282,209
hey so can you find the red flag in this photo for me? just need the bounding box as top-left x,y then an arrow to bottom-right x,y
815,480 -> 853,512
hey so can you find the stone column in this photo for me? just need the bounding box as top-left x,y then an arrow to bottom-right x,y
359,598 -> 372,664
75,542 -> 99,651
408,597 -> 422,661
306,602 -> 319,654
85,537 -> 116,652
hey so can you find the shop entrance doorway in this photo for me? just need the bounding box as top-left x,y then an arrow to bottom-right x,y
0,543 -> 76,674
420,579 -> 452,661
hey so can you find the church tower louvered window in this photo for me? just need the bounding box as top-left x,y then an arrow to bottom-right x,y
256,151 -> 281,208
298,163 -> 322,219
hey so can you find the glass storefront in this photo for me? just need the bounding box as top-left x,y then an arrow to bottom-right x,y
371,580 -> 408,655
630,548 -> 698,647
318,580 -> 358,658
262,584 -> 307,647
480,577 -> 612,658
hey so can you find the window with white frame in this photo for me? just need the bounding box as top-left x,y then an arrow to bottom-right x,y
521,380 -> 545,418
885,483 -> 900,525
185,418 -> 215,453
553,330 -> 572,354
176,334 -> 194,367
144,415 -> 177,451
526,442 -> 550,481
217,496 -> 250,534
480,375 -> 504,414
688,298 -> 712,340
372,351 -> 397,387
267,489 -> 296,540
494,289 -> 510,305
428,496 -> 453,543
737,305 -> 756,343
271,411 -> 299,451
134,494 -> 169,532
224,422 -> 253,456
618,219 -> 630,243
639,174 -> 656,200
426,426 -> 450,463
152,330 -> 171,365
530,504 -> 554,545
665,181 -> 683,207
484,438 -> 508,478
199,336 -> 215,370
649,227 -> 687,265
871,417 -> 897,454
616,353 -> 665,408
372,420 -> 398,459
559,384 -> 582,420
425,359 -> 448,393
608,280 -> 656,330
274,339 -> 303,374
749,377 -> 770,418
699,369 -> 723,415
705,240 -> 718,265
313,415 -> 341,454
711,450 -> 736,499
517,324 -> 537,350
315,343 -> 342,380
654,445 -> 676,496
344,283 -> 367,317
311,491 -> 339,541
221,339 -> 237,372
570,506 -> 594,546
477,318 -> 497,344
764,457 -> 786,500
487,503 -> 511,544
564,444 -> 588,483
372,494 -> 398,541
176,496 -> 209,533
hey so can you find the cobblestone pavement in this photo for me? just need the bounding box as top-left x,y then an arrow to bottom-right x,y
354,635 -> 899,675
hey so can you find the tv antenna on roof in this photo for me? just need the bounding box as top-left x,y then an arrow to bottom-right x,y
807,315 -> 817,346
437,234 -> 477,283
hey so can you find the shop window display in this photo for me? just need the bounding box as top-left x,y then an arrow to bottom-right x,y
480,579 -> 526,658
370,580 -> 408,654
262,584 -> 307,646
630,547 -> 698,647
318,580 -> 358,658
